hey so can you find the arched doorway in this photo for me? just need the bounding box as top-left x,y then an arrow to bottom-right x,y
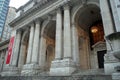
73,4 -> 106,70
42,20 -> 56,71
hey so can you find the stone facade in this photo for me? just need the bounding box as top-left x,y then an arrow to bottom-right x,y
0,0 -> 120,79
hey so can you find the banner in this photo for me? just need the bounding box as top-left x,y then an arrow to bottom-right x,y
6,36 -> 14,64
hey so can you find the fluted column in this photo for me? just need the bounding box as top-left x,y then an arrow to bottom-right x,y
0,51 -> 4,71
72,24 -> 80,66
39,37 -> 47,68
63,4 -> 72,59
55,8 -> 63,60
11,31 -> 22,66
26,23 -> 35,64
31,19 -> 41,64
18,42 -> 26,68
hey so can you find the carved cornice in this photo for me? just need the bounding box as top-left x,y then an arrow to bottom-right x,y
10,0 -> 55,27
9,0 -> 80,30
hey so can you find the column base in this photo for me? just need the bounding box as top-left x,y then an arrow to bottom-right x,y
21,63 -> 41,76
112,72 -> 120,80
50,58 -> 76,76
1,65 -> 20,76
104,62 -> 120,75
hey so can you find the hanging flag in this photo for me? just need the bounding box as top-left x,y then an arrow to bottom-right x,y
6,36 -> 14,64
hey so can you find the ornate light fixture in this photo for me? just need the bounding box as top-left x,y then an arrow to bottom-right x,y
91,26 -> 98,33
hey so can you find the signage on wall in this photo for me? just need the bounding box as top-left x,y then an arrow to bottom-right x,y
114,0 -> 120,21
6,37 -> 14,64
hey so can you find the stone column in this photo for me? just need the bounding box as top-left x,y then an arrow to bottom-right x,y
63,4 -> 72,59
11,30 -> 22,66
18,42 -> 26,68
0,51 -> 4,72
26,23 -> 35,64
4,49 -> 8,65
31,19 -> 41,64
39,37 -> 47,68
72,24 -> 80,66
55,8 -> 63,60
50,4 -> 76,76
100,0 -> 115,36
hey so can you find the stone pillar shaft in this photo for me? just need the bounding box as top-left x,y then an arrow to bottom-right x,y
0,51 -> 4,71
72,24 -> 80,66
63,5 -> 72,58
11,31 -> 21,66
39,37 -> 47,68
55,8 -> 63,60
31,19 -> 41,64
18,43 -> 26,68
26,23 -> 35,64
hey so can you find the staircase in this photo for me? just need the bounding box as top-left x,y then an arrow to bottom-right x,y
0,69 -> 112,80
72,69 -> 105,75
0,75 -> 112,80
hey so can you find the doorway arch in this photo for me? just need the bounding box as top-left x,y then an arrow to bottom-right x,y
41,20 -> 56,71
72,3 -> 106,70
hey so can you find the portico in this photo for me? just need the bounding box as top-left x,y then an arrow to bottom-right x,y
0,0 -> 119,77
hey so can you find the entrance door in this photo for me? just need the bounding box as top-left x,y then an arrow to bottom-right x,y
97,50 -> 106,68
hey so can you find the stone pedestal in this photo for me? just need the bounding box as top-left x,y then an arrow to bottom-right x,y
112,64 -> 120,80
50,59 -> 76,76
112,73 -> 120,80
106,32 -> 120,79
21,64 -> 41,76
104,62 -> 120,74
1,65 -> 20,76
104,52 -> 120,74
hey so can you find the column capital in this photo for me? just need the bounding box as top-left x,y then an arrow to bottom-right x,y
16,29 -> 23,34
29,21 -> 34,27
56,7 -> 62,13
34,18 -> 43,24
63,4 -> 70,10
63,0 -> 71,10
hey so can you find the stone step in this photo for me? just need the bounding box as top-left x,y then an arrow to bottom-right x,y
0,75 -> 112,80
72,69 -> 105,75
